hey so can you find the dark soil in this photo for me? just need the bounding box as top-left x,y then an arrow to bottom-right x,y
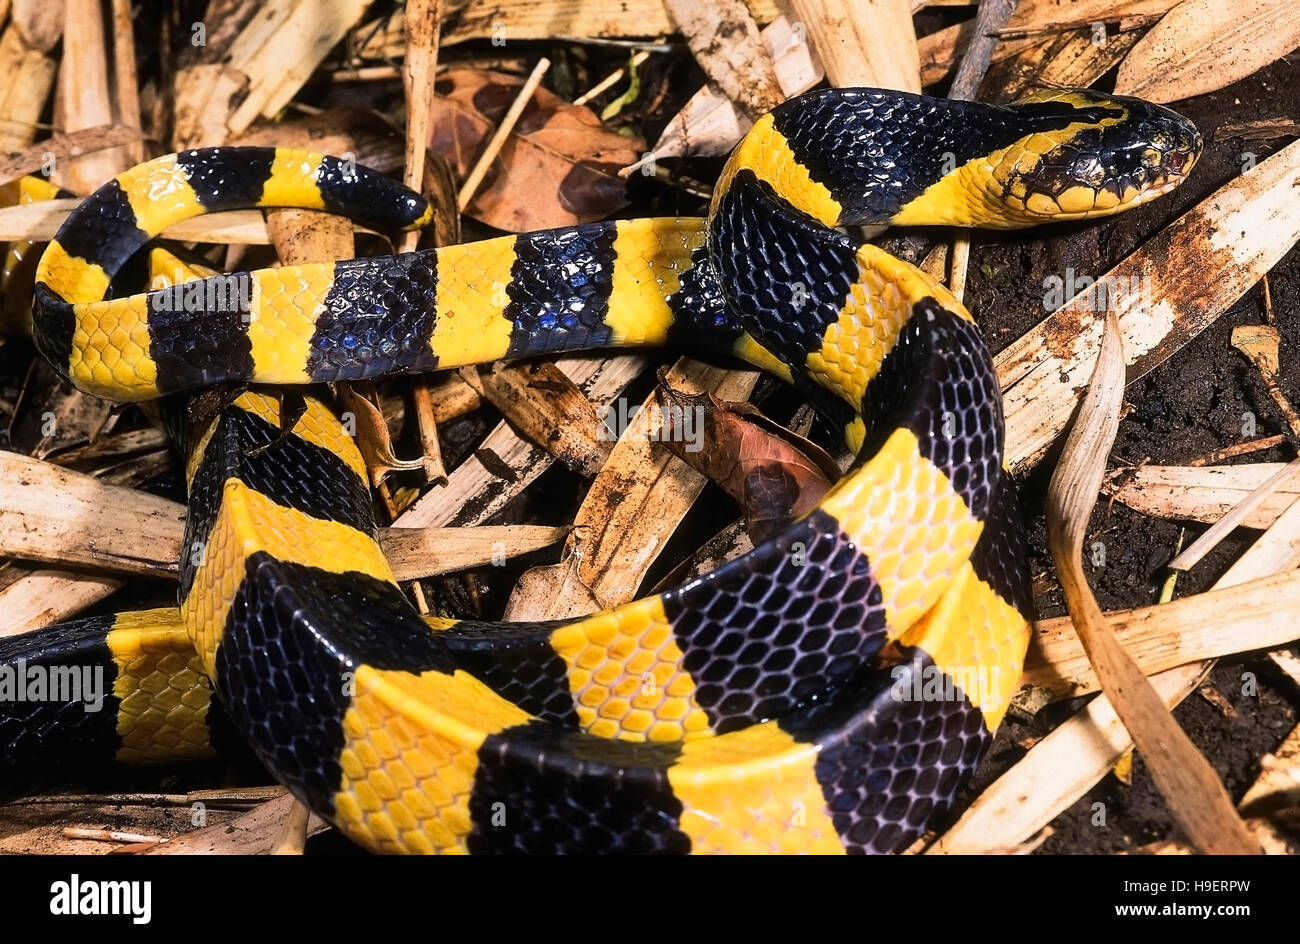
962,57 -> 1300,854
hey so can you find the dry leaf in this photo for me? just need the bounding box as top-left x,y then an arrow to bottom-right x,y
788,0 -> 919,90
503,554 -> 603,623
0,125 -> 141,187
503,360 -> 758,621
917,0 -> 1182,88
140,794 -> 328,855
1115,0 -> 1300,103
646,15 -> 822,161
54,0 -> 124,190
1005,0 -> 1180,32
1218,493 -> 1300,588
225,0 -> 373,136
459,361 -> 611,477
430,69 -> 642,231
355,0 -> 782,56
1023,568 -> 1300,700
394,355 -> 647,530
655,385 -> 834,543
665,0 -> 783,119
1106,463 -> 1300,527
335,382 -> 425,485
997,25 -> 1141,101
11,0 -> 64,54
1041,313 -> 1256,854
0,569 -> 123,636
381,525 -> 569,581
0,450 -> 184,579
0,22 -> 58,153
935,441 -> 1300,853
1167,458 -> 1300,573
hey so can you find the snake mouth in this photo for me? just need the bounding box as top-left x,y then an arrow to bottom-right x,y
1142,138 -> 1201,195
1142,174 -> 1188,200
1099,141 -> 1201,214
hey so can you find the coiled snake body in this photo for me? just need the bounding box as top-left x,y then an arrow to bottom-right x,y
2,87 -> 1200,853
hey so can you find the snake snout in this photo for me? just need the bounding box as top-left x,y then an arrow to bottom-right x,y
1130,99 -> 1203,186
1013,93 -> 1202,220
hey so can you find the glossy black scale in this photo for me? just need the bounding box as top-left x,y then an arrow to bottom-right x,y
779,648 -> 990,854
707,171 -> 861,373
468,722 -> 689,854
769,89 -> 1110,224
179,405 -> 378,598
213,556 -> 456,816
661,510 -> 886,732
503,223 -> 620,357
0,616 -> 123,795
307,252 -> 440,381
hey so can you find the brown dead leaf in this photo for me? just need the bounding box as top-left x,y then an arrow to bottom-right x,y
265,207 -> 353,266
917,0 -> 1181,88
459,361 -> 611,478
0,125 -> 142,188
1004,0 -> 1181,32
788,0 -> 919,91
140,794 -> 329,855
644,15 -> 821,162
1046,313 -> 1259,854
997,25 -> 1141,101
55,0 -> 124,190
12,372 -> 112,461
1115,0 -> 1300,103
335,382 -> 424,486
430,69 -> 643,231
1105,463 -> 1300,528
355,0 -> 782,56
656,384 -> 835,543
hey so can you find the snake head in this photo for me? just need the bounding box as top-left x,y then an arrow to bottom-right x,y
1002,89 -> 1202,221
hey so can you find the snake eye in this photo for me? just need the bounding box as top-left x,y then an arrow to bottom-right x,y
1166,151 -> 1186,173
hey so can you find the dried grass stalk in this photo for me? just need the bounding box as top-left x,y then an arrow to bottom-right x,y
1045,311 -> 1258,854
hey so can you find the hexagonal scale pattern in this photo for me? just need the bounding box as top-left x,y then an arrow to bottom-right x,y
663,511 -> 886,733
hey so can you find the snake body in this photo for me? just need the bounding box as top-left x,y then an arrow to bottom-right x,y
4,87 -> 1199,853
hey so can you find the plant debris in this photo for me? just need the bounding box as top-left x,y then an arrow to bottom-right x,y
0,0 -> 1296,862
